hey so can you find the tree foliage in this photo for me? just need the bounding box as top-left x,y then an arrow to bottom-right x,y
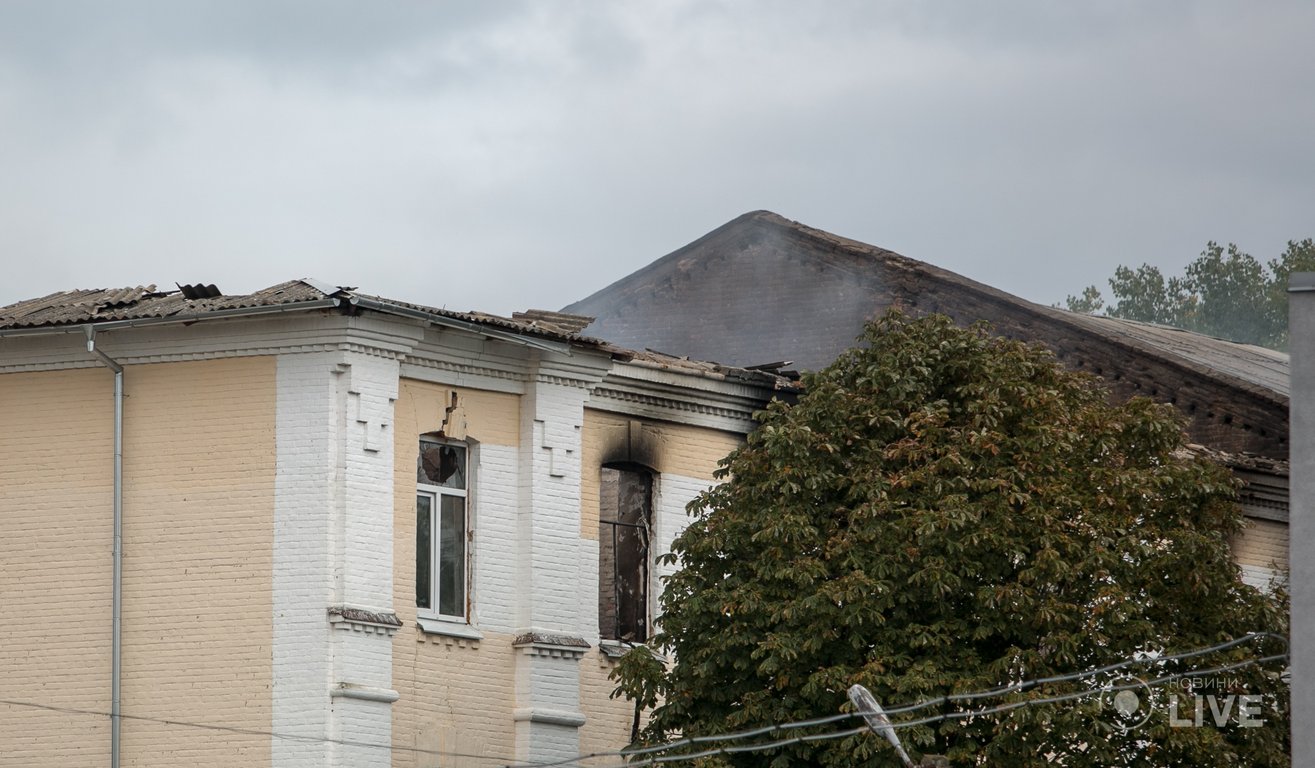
615,312 -> 1288,767
1064,239 -> 1315,350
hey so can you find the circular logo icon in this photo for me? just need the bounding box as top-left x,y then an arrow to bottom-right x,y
1098,674 -> 1155,732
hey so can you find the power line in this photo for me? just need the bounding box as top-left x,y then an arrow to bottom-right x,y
506,633 -> 1287,768
0,633 -> 1286,767
0,696 -> 509,763
569,652 -> 1288,768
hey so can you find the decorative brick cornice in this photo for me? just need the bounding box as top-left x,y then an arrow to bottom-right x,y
418,632 -> 481,649
327,606 -> 403,637
534,373 -> 599,389
338,342 -> 406,360
403,354 -> 529,383
513,632 -> 590,660
592,386 -> 757,424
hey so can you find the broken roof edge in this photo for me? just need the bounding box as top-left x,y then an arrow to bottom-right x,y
346,295 -> 575,355
603,344 -> 801,394
1183,443 -> 1290,476
0,297 -> 344,338
768,217 -> 1293,402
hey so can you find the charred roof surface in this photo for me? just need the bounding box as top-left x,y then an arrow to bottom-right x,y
564,210 -> 1290,458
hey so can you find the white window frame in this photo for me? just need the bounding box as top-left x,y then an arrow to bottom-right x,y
416,437 -> 475,629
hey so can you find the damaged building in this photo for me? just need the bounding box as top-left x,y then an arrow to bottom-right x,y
566,210 -> 1290,589
0,280 -> 795,768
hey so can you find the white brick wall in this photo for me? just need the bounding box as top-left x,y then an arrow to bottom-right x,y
274,352 -> 338,768
651,473 -> 712,623
471,443 -> 520,633
511,363 -> 604,763
274,349 -> 403,768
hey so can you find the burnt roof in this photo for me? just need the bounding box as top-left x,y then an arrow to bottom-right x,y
0,279 -> 332,330
0,278 -> 796,393
564,210 -> 1289,458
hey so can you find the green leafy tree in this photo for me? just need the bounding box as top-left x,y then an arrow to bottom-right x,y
616,312 -> 1289,767
1065,239 -> 1315,349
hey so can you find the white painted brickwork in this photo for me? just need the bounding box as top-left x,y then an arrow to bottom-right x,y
513,367 -> 597,762
274,351 -> 339,768
472,443 -> 520,633
651,473 -> 712,599
275,349 -> 403,768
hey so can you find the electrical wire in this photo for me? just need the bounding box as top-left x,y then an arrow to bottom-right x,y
504,633 -> 1287,768
0,633 -> 1287,768
565,652 -> 1288,768
0,696 -> 509,763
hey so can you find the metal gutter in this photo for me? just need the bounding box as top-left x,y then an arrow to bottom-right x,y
347,296 -> 573,355
0,298 -> 343,338
85,328 -> 124,768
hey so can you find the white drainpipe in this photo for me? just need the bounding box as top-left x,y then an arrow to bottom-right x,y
86,328 -> 123,768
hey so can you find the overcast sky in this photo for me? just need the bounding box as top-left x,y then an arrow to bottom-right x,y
1,1 -> 1311,316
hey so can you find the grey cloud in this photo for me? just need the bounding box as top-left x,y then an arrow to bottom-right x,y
0,1 -> 1311,317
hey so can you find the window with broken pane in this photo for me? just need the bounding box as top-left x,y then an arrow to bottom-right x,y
417,438 -> 469,620
599,465 -> 652,642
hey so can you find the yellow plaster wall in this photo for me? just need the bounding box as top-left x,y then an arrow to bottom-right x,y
393,379 -> 520,447
580,651 -> 646,756
0,368 -> 115,765
391,379 -> 521,768
0,358 -> 276,768
121,358 -> 276,766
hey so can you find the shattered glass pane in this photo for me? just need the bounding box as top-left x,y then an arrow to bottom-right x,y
419,439 -> 466,489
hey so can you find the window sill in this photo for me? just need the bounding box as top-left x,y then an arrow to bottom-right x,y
598,640 -> 639,660
417,616 -> 484,641
599,640 -> 665,664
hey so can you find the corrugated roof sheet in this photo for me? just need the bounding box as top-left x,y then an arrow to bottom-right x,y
0,279 -> 333,330
0,279 -> 797,392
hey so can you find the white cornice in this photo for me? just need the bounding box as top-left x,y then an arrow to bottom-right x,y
591,385 -> 759,432
399,358 -> 528,393
590,362 -> 778,433
0,313 -> 427,373
531,348 -> 612,389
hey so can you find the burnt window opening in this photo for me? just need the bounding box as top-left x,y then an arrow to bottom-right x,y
599,465 -> 652,643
